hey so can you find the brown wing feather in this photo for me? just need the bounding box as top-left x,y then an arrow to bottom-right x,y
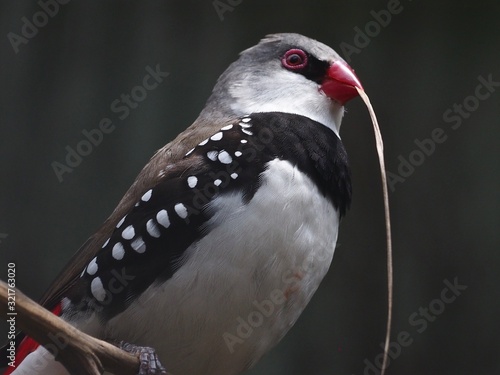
39,116 -> 234,310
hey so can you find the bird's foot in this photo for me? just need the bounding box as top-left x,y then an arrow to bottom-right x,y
115,341 -> 169,375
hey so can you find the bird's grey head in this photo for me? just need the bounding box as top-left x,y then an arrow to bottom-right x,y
198,33 -> 363,137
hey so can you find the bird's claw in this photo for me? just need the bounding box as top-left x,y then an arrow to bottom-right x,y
116,341 -> 169,375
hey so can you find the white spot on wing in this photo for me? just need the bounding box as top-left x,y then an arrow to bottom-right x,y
239,122 -> 252,128
146,219 -> 161,238
231,173 -> 238,179
241,117 -> 251,123
187,176 -> 198,188
110,160 -> 341,353
116,216 -> 126,228
218,150 -> 232,164
141,189 -> 152,202
221,124 -> 233,130
87,257 -> 98,275
185,148 -> 195,156
122,225 -> 135,240
214,179 -> 222,186
61,297 -> 71,310
102,238 -> 110,248
211,132 -> 223,141
235,151 -> 242,157
157,209 -> 170,228
207,151 -> 218,161
112,242 -> 125,260
91,277 -> 106,302
199,138 -> 209,146
131,236 -> 146,253
241,128 -> 253,136
174,203 -> 188,219
240,139 -> 248,144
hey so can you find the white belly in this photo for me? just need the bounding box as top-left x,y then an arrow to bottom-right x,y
104,159 -> 340,375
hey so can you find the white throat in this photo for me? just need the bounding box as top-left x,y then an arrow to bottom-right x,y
228,70 -> 345,138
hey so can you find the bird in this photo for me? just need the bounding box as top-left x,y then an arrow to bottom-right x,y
2,33 -> 362,375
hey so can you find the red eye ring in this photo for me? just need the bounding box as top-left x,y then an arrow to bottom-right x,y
282,49 -> 308,70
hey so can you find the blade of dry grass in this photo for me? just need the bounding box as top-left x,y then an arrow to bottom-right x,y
356,87 -> 394,375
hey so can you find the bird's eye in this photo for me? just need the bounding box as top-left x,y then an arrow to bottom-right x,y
282,49 -> 308,70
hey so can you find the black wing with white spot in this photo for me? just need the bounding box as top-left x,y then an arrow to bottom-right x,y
67,112 -> 351,320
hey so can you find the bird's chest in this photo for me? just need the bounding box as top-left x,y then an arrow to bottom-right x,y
105,159 -> 340,375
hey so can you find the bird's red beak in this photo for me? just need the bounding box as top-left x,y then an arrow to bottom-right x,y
320,60 -> 363,105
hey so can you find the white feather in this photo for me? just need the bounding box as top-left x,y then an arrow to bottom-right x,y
229,68 -> 345,139
11,347 -> 68,375
103,159 -> 340,375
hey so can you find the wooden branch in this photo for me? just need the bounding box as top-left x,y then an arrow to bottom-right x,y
0,280 -> 140,375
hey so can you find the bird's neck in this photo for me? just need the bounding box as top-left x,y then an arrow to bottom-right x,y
196,88 -> 345,140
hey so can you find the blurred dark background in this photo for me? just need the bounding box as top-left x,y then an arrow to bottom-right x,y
1,1 -> 499,374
